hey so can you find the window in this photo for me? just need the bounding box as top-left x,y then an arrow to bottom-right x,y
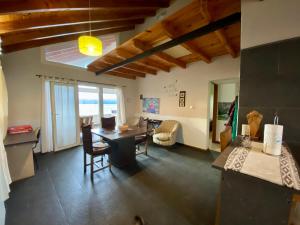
78,85 -> 100,127
103,88 -> 118,117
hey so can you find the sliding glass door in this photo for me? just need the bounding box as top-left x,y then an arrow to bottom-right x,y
51,82 -> 79,151
103,88 -> 118,118
78,85 -> 101,128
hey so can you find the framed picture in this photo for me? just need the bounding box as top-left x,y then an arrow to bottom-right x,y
179,91 -> 186,107
218,102 -> 231,120
143,98 -> 160,114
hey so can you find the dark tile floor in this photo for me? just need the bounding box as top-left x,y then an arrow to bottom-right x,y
5,144 -> 221,225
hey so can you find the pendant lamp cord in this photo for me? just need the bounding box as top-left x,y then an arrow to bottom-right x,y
89,0 -> 91,36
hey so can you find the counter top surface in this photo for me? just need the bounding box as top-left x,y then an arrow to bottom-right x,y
4,132 -> 37,147
212,136 -> 300,192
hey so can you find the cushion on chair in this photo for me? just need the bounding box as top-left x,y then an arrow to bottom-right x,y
93,142 -> 108,148
154,133 -> 170,141
92,142 -> 111,155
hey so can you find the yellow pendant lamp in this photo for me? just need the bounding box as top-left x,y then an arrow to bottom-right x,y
78,0 -> 102,56
79,36 -> 102,56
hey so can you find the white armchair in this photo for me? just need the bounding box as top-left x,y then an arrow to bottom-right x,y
153,120 -> 179,146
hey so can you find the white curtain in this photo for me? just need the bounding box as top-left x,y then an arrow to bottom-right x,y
41,78 -> 53,153
116,86 -> 126,125
0,60 -> 12,223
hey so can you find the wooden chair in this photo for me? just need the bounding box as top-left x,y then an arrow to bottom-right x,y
135,117 -> 149,155
82,125 -> 112,181
220,126 -> 232,152
289,194 -> 300,225
80,116 -> 93,128
101,116 -> 116,130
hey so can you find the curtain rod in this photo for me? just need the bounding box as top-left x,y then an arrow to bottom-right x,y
35,74 -> 126,87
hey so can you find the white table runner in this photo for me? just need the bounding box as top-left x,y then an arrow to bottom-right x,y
224,143 -> 300,190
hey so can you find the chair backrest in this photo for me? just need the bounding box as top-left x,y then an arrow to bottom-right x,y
80,116 -> 93,128
137,117 -> 148,128
101,116 -> 116,130
159,120 -> 179,133
220,126 -> 232,152
82,125 -> 93,154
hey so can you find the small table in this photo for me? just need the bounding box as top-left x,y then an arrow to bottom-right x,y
212,137 -> 300,225
4,132 -> 37,182
92,127 -> 147,168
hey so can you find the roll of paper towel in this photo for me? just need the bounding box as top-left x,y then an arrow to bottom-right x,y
263,124 -> 283,156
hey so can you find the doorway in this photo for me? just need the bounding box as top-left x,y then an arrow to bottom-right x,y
208,79 -> 239,152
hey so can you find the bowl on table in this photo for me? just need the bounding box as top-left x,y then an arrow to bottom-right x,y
118,124 -> 129,133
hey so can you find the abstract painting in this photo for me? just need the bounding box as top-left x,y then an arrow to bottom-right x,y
143,98 -> 160,114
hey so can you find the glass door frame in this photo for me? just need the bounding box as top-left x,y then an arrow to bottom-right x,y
50,80 -> 80,151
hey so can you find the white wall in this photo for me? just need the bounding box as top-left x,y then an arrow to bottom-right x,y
241,0 -> 300,49
137,55 -> 240,149
1,47 -> 139,129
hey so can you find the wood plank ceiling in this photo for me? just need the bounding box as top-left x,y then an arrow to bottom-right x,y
0,0 -> 170,53
88,0 -> 241,80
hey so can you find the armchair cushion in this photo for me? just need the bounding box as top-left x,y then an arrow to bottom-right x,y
154,133 -> 170,141
152,120 -> 179,146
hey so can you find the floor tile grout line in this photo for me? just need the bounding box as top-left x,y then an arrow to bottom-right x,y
46,168 -> 71,225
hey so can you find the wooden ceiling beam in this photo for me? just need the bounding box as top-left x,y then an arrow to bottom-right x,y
0,9 -> 156,34
198,0 -> 237,58
88,65 -> 136,80
214,29 -> 237,57
103,56 -> 157,75
1,19 -> 143,46
0,0 -> 170,14
132,39 -> 186,68
94,61 -> 146,77
104,71 -> 136,80
94,13 -> 241,75
161,21 -> 211,63
2,26 -> 133,53
115,49 -> 170,72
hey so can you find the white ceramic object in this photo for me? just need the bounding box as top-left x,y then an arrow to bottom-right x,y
263,124 -> 283,156
241,124 -> 250,136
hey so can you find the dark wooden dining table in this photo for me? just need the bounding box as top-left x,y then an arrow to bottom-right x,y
92,127 -> 147,168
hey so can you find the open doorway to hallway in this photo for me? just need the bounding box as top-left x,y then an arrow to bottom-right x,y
208,78 -> 239,152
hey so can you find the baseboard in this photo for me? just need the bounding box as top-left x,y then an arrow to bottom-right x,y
175,142 -> 208,151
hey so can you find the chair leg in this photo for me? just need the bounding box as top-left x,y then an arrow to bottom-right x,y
33,152 -> 38,170
109,158 -> 112,171
145,140 -> 149,156
83,152 -> 87,174
90,155 -> 94,181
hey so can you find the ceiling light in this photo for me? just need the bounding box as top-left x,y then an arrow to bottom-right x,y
78,0 -> 102,57
79,36 -> 102,56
